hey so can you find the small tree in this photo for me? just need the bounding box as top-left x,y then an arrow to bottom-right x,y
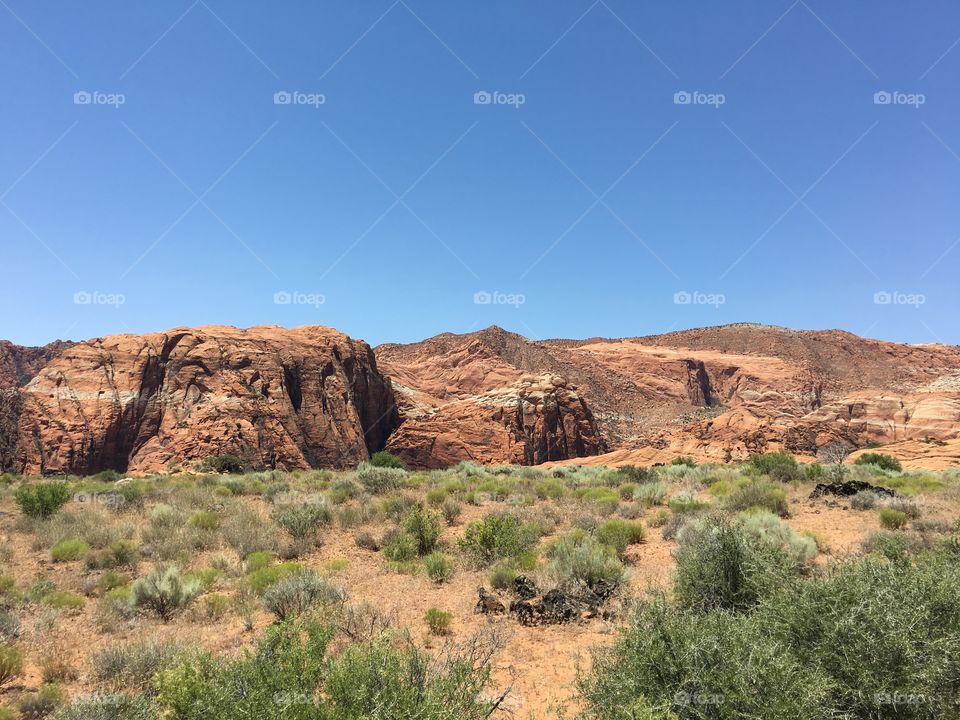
818,441 -> 853,482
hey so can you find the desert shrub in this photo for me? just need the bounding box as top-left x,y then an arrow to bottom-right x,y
671,456 -> 696,467
95,570 -> 130,594
368,450 -> 405,469
441,498 -> 463,525
854,452 -> 902,472
222,507 -> 279,558
39,655 -> 77,683
200,455 -> 243,474
534,478 -> 566,500
381,494 -> 417,522
42,592 -> 85,610
86,539 -> 139,570
542,532 -> 627,591
425,487 -> 446,507
183,568 -> 220,591
886,496 -> 921,520
0,645 -> 22,688
861,530 -> 922,563
423,552 -> 453,583
271,503 -> 331,542
458,512 -> 539,566
594,518 -> 645,558
724,481 -> 788,517
131,567 -> 200,620
355,463 -> 406,494
667,491 -> 708,513
849,489 -> 880,510
15,482 -> 70,519
632,482 -> 666,507
879,507 -> 908,530
186,511 -> 221,531
327,478 -> 362,504
616,465 -> 658,484
737,510 -> 818,569
749,451 -> 802,482
154,620 -> 497,720
50,539 -> 89,562
18,683 -> 65,719
0,609 -> 19,643
487,562 -> 517,590
673,515 -> 795,613
201,593 -> 230,621
647,508 -> 670,528
91,639 -> 186,691
424,607 -> 452,635
576,487 -> 620,515
35,508 -> 127,551
354,532 -> 379,551
381,531 -> 417,563
246,562 -> 303,594
403,506 -> 441,555
263,571 -> 343,621
52,694 -> 158,720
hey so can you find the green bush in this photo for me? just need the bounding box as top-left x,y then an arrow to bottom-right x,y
879,507 -> 908,530
154,620 -> 497,720
737,510 -> 818,569
262,571 -> 343,621
750,451 -> 803,482
381,531 -> 417,563
487,562 -> 517,590
854,452 -> 903,472
186,511 -> 221,531
246,562 -> 303,594
51,694 -> 158,720
0,645 -> 22,688
424,607 -> 452,635
542,532 -> 627,591
200,455 -> 243,474
403,506 -> 441,555
671,456 -> 696,467
355,463 -> 406,494
271,503 -> 331,542
245,550 -> 274,573
633,482 -> 666,507
594,519 -> 645,558
131,567 -> 200,620
423,552 -> 453,584
441,498 -> 463,525
724,481 -> 788,517
42,591 -> 85,609
90,638 -> 186,691
14,482 -> 70,519
86,539 -> 140,570
368,450 -> 405,469
457,513 -> 539,566
50,539 -> 89,562
667,491 -> 708,514
18,682 -> 65,719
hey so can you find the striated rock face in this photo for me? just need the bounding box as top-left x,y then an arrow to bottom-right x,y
15,325 -> 398,475
378,324 -> 960,469
383,374 -> 605,469
0,339 -> 75,390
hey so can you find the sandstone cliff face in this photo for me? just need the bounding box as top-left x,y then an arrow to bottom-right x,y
16,326 -> 398,475
0,340 -> 74,390
383,374 -> 605,469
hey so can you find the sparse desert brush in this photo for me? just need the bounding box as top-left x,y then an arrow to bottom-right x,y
354,532 -> 379,551
263,570 -> 343,621
271,502 -> 331,545
723,481 -> 788,517
17,682 -> 65,719
0,645 -> 23,688
186,510 -> 221,531
487,561 -> 517,590
91,638 -> 187,691
458,512 -> 539,567
849,489 -> 880,510
42,591 -> 85,610
50,538 -> 89,562
86,539 -> 139,570
441,497 -> 463,525
879,507 -> 908,530
424,607 -> 452,635
737,510 -> 818,569
222,507 -> 280,558
381,530 -> 417,563
423,552 -> 453,583
749,451 -> 803,482
668,490 -> 708,514
39,654 -> 78,683
131,566 -> 200,620
633,481 -> 666,507
14,481 -> 70,519
647,508 -> 671,528
381,493 -> 417,521
49,694 -> 157,720
355,462 -> 406,494
885,496 -> 921,520
246,562 -> 303,594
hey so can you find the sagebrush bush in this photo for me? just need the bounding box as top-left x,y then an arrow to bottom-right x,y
0,644 -> 22,688
441,498 -> 463,525
91,638 -> 186,691
246,562 -> 303,594
355,463 -> 406,494
18,682 -> 65,719
854,452 -> 902,472
594,518 -> 645,558
50,538 -> 89,562
271,502 -> 331,542
541,531 -> 627,592
424,607 -> 452,635
222,507 -> 279,558
52,694 -> 158,720
879,507 -> 908,530
458,512 -> 539,566
131,567 -> 200,620
849,489 -> 879,510
724,480 -> 788,517
737,510 -> 818,569
632,482 -> 666,507
667,490 -> 708,513
403,506 -> 441,555
423,552 -> 453,583
263,570 -> 343,621
86,539 -> 139,570
354,532 -> 379,551
886,496 -> 921,520
15,482 -> 70,519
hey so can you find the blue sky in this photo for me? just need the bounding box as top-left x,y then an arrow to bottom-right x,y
2,1 -> 958,347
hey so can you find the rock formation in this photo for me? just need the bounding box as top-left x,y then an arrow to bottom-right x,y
14,325 -> 398,475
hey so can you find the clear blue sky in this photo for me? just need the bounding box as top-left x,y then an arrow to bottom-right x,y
2,1 -> 958,347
